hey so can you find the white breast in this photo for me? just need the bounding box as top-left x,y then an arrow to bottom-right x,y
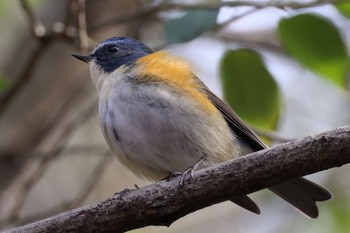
97,69 -> 241,180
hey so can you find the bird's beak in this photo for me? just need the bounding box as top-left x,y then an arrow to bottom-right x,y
72,53 -> 93,63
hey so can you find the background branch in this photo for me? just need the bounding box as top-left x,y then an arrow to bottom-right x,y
1,100 -> 97,225
19,0 -> 46,38
7,126 -> 350,233
90,0 -> 342,30
12,152 -> 113,226
0,44 -> 49,116
75,0 -> 89,51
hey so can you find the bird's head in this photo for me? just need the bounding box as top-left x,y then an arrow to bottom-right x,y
72,37 -> 153,73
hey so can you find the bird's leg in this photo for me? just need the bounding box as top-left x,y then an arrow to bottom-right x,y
179,157 -> 204,186
163,158 -> 204,185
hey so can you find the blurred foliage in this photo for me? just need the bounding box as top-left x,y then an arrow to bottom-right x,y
309,198 -> 350,233
278,13 -> 349,90
164,8 -> 350,134
220,49 -> 281,132
0,75 -> 9,90
0,1 -> 10,16
0,0 -> 44,16
329,199 -> 350,232
28,0 -> 45,6
335,1 -> 350,19
164,9 -> 219,43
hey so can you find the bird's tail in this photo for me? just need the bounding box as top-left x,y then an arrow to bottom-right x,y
268,177 -> 332,218
230,177 -> 332,218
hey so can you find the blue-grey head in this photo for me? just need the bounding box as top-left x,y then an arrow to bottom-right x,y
72,37 -> 153,73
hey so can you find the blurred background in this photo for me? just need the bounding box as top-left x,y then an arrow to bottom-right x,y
0,0 -> 350,232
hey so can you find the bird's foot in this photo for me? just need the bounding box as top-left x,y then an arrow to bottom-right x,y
179,157 -> 204,186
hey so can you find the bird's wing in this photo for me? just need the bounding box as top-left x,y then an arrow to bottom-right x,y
199,81 -> 332,218
203,87 -> 267,151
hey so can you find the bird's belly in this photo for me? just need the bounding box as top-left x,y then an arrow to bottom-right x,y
99,82 -> 239,180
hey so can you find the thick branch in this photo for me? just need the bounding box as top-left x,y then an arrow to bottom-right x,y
7,127 -> 350,233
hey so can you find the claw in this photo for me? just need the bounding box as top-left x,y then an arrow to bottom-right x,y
179,157 -> 205,186
179,169 -> 190,186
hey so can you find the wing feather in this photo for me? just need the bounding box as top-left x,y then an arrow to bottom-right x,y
197,79 -> 331,218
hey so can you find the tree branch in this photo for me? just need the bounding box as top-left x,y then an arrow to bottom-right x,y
6,126 -> 350,233
12,152 -> 113,226
75,0 -> 89,51
19,0 -> 46,38
1,100 -> 97,225
90,0 -> 342,30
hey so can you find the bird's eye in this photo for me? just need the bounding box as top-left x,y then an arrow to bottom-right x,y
107,45 -> 119,53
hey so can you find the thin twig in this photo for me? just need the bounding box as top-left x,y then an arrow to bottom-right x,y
12,152 -> 113,226
64,152 -> 113,209
0,44 -> 50,116
76,0 -> 89,51
31,145 -> 109,160
217,32 -> 285,54
18,0 -> 46,38
0,0 -> 76,116
216,7 -> 260,30
4,101 -> 97,224
0,0 -> 50,116
61,0 -> 77,39
90,0 -> 342,30
64,0 -> 76,29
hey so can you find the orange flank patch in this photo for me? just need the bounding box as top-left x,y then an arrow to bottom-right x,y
135,51 -> 217,113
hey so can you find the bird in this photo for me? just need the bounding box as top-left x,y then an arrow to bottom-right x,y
72,36 -> 332,218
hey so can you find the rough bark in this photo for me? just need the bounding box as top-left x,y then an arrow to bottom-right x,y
7,126 -> 350,233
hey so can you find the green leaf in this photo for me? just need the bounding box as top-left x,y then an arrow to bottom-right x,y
278,13 -> 349,90
164,9 -> 218,43
321,198 -> 350,233
220,49 -> 281,131
335,1 -> 350,19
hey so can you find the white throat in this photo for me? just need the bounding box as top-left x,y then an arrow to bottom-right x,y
89,62 -> 109,91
